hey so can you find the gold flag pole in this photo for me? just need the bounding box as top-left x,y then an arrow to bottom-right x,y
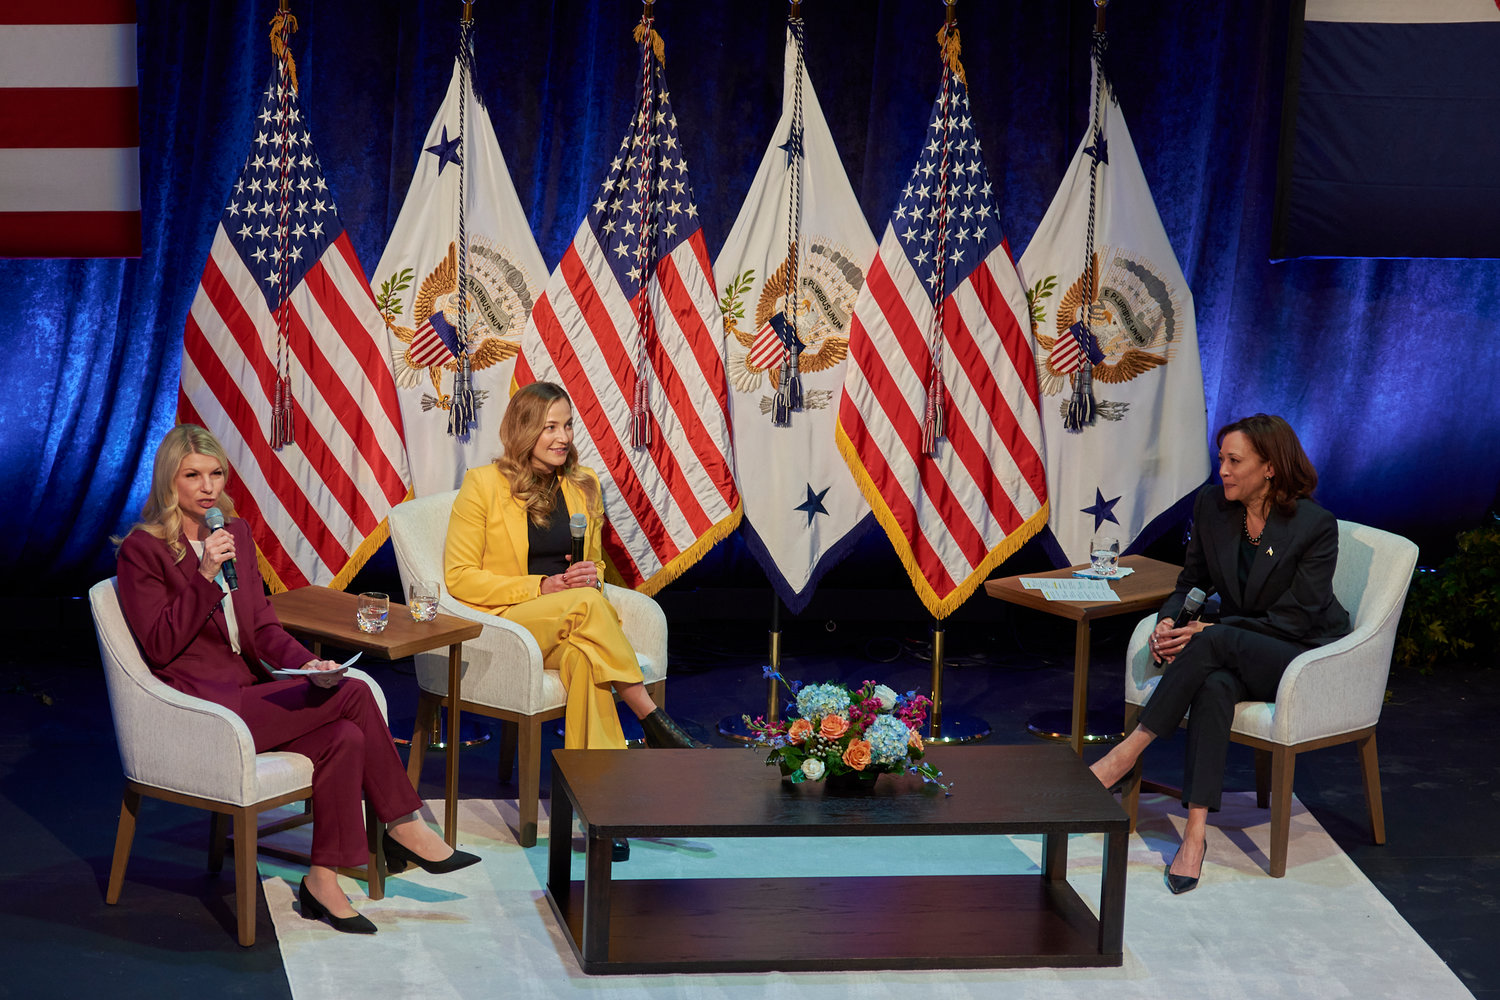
1095,0 -> 1108,33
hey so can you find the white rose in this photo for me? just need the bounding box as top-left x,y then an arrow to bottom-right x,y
871,684 -> 900,711
801,758 -> 826,781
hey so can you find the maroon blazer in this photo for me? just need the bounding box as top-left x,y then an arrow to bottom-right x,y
116,518 -> 313,707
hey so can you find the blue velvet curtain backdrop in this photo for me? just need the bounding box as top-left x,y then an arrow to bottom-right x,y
3,0 -> 1496,599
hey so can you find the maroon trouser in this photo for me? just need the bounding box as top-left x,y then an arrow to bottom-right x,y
233,678 -> 422,867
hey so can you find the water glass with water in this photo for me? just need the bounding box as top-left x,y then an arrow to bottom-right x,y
356,592 -> 389,633
408,580 -> 439,622
1090,533 -> 1120,577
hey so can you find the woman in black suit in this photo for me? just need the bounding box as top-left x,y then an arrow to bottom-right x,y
1090,414 -> 1351,894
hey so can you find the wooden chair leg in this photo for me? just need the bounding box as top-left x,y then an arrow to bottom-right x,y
364,799 -> 386,901
1254,748 -> 1271,809
1123,759 -> 1143,833
645,679 -> 666,710
1267,746 -> 1296,878
406,691 -> 437,790
106,787 -> 141,904
497,719 -> 518,785
516,716 -> 543,848
1357,730 -> 1387,846
233,807 -> 258,947
208,812 -> 230,873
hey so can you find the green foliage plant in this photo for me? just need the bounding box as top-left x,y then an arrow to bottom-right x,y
1394,525 -> 1500,672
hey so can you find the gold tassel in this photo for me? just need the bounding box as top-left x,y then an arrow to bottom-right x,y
632,23 -> 665,65
935,24 -> 966,86
269,11 -> 300,93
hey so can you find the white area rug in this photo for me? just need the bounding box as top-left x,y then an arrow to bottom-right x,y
260,792 -> 1474,1000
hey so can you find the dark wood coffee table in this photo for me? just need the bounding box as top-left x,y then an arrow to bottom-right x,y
545,744 -> 1128,974
270,585 -> 482,846
984,555 -> 1180,754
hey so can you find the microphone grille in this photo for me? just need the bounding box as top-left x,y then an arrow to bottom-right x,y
204,507 -> 225,531
568,512 -> 588,537
1183,586 -> 1206,611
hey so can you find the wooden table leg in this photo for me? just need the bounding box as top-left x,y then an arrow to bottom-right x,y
581,826 -> 613,966
443,642 -> 462,847
1099,827 -> 1128,957
546,770 -> 573,899
1070,618 -> 1091,756
1042,830 -> 1068,881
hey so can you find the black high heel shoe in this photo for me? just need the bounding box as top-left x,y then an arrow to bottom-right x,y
1164,833 -> 1206,895
298,878 -> 377,934
382,830 -> 481,875
640,708 -> 708,748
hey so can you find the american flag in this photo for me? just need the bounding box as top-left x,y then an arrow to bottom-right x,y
0,1 -> 140,257
836,55 -> 1049,620
518,22 -> 740,594
179,56 -> 410,592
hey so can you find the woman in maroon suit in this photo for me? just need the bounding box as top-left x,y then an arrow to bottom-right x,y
115,425 -> 478,933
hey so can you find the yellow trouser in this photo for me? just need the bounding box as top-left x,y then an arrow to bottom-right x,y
501,587 -> 641,750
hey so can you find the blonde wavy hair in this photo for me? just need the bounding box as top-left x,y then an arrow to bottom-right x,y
113,424 -> 236,563
496,382 -> 599,528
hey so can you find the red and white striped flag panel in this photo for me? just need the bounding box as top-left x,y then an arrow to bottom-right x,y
839,70 -> 1049,618
0,0 -> 140,257
840,232 -> 1047,616
519,224 -> 739,590
182,228 -> 409,590
518,28 -> 739,594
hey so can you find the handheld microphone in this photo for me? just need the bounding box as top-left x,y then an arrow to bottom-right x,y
1174,587 -> 1207,628
203,507 -> 239,592
568,512 -> 588,569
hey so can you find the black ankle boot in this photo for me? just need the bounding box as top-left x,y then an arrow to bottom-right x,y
640,708 -> 707,748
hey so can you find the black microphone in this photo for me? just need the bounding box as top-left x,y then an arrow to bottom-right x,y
568,512 -> 588,570
203,507 -> 239,592
1174,587 -> 1207,628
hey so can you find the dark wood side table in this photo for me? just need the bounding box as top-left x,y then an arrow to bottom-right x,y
983,555 -> 1180,755
270,586 -> 482,846
546,745 -> 1128,974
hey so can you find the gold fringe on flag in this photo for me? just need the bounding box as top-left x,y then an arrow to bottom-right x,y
632,22 -> 665,65
269,10 -> 300,93
936,24 -> 966,87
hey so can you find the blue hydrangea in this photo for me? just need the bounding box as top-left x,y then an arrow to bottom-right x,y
867,714 -> 912,765
795,683 -> 850,721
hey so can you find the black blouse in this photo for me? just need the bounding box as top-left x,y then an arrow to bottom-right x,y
526,479 -> 572,578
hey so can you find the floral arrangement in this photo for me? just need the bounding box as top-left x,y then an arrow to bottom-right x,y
743,670 -> 949,792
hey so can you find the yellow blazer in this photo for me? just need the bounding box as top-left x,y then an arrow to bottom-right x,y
445,463 -> 606,614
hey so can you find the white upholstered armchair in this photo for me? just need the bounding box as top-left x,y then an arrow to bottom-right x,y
90,577 -> 388,946
1120,520 -> 1419,877
386,489 -> 669,848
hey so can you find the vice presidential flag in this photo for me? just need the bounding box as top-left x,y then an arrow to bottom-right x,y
714,22 -> 875,615
1020,64 -> 1207,567
836,36 -> 1048,620
517,20 -> 740,594
179,41 -> 410,592
0,1 -> 140,257
374,42 -> 546,495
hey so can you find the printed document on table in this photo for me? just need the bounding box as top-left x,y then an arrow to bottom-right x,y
1017,578 -> 1120,602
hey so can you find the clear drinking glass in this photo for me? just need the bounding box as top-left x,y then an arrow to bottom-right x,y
1090,533 -> 1120,577
408,580 -> 439,622
356,592 -> 389,633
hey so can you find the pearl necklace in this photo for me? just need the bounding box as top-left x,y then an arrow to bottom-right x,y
1243,507 -> 1265,546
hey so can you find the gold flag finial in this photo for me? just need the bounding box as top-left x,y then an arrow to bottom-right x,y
936,12 -> 966,87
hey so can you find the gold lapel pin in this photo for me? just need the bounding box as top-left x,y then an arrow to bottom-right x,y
1265,546 -> 1274,557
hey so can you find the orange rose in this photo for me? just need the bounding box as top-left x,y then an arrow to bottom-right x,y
842,739 -> 872,771
907,728 -> 924,752
788,719 -> 813,745
819,715 -> 849,740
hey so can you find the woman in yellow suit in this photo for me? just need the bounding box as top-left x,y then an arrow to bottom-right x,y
444,381 -> 703,751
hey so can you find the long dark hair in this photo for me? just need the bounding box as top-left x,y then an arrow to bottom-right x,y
1216,413 -> 1317,517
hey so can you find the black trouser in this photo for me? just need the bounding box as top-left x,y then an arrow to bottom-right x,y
1136,625 -> 1312,811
